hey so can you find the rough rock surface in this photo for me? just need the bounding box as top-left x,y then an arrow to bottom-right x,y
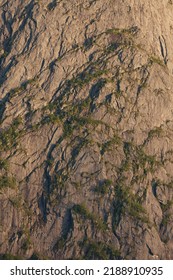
0,0 -> 173,259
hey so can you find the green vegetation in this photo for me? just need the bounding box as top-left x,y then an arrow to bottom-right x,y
62,116 -> 107,138
106,26 -> 139,36
75,116 -> 104,128
149,56 -> 165,66
81,239 -> 121,260
148,126 -> 163,140
0,117 -> 23,152
41,114 -> 61,125
71,137 -> 92,160
166,181 -> 173,189
100,135 -> 121,155
114,182 -> 149,225
19,227 -> 32,252
0,254 -> 22,260
161,213 -> 172,226
94,179 -> 112,194
21,237 -> 31,251
9,196 -> 22,208
53,236 -> 66,251
123,142 -> 159,173
0,158 -> 9,170
63,120 -> 74,138
0,175 -> 16,190
110,141 -> 159,227
73,203 -> 107,231
67,69 -> 108,90
8,77 -> 38,98
134,149 -> 159,173
160,200 -> 173,226
51,172 -> 69,193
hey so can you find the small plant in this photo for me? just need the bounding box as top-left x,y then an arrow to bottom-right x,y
8,78 -> 37,98
81,239 -> 121,260
73,203 -> 107,231
149,56 -> 164,66
20,77 -> 38,89
160,200 -> 173,226
51,172 -> 69,194
0,158 -> 9,170
0,254 -> 22,260
0,117 -> 23,152
94,179 -> 112,194
53,236 -> 66,251
21,237 -> 31,251
67,69 -> 108,91
9,196 -> 22,208
101,135 -> 121,155
0,175 -> 16,190
41,114 -> 61,125
123,142 -> 160,173
63,120 -> 74,138
148,126 -> 163,140
106,26 -> 138,36
135,149 -> 159,172
113,183 -> 149,225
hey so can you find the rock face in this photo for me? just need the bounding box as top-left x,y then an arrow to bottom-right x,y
1,0 -> 173,260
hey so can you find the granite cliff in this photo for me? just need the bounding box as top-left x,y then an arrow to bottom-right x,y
1,0 -> 173,259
